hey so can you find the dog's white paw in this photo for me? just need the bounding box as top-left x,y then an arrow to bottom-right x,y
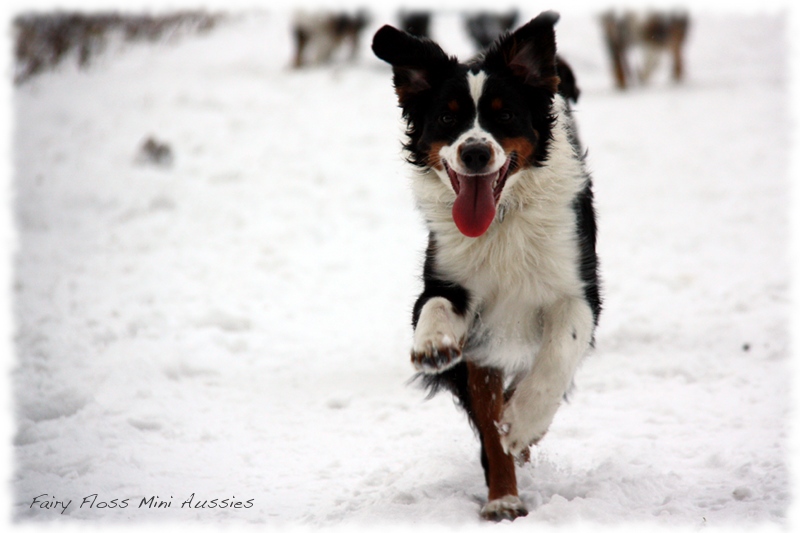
480,495 -> 528,521
411,334 -> 463,374
498,396 -> 550,458
412,297 -> 466,374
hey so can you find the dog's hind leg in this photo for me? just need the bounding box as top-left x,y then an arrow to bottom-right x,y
499,296 -> 594,458
466,362 -> 528,521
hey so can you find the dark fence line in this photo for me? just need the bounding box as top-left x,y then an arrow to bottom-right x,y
13,11 -> 223,84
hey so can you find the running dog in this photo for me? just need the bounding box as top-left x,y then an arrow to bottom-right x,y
291,10 -> 369,68
372,11 -> 601,521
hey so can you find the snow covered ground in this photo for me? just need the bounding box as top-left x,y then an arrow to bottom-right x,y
8,5 -> 794,531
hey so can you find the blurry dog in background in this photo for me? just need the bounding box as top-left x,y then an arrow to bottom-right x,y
398,10 -> 431,38
291,10 -> 369,68
464,10 -> 518,51
465,10 -> 519,50
601,10 -> 690,89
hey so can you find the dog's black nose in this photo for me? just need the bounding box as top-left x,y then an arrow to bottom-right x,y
460,143 -> 492,173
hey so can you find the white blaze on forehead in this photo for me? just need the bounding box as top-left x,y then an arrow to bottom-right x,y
464,70 -> 489,141
435,69 -> 507,178
467,70 -> 487,107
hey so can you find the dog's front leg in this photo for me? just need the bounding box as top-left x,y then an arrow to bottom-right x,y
466,362 -> 528,521
499,296 -> 594,457
411,296 -> 469,373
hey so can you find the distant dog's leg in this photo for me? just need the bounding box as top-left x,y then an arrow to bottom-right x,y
638,44 -> 662,84
670,42 -> 684,82
669,32 -> 686,82
411,297 -> 467,373
669,15 -> 689,82
292,27 -> 309,68
499,297 -> 593,457
601,13 -> 629,89
467,362 -> 528,521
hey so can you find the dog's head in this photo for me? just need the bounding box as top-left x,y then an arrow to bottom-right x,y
372,12 -> 562,237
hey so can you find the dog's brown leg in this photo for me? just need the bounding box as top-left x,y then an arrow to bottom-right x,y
466,361 -> 528,521
669,15 -> 689,82
601,14 -> 629,90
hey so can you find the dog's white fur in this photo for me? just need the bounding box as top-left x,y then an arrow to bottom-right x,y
480,495 -> 527,520
411,93 -> 594,456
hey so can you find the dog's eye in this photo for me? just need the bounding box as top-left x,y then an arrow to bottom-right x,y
438,112 -> 456,126
497,110 -> 514,123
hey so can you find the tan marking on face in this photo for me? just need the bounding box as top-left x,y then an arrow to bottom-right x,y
500,137 -> 536,168
491,98 -> 503,111
427,141 -> 449,171
448,100 -> 459,112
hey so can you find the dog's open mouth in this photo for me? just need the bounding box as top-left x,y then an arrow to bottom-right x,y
445,153 -> 516,238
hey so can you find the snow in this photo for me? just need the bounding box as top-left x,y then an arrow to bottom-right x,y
7,4 -> 794,532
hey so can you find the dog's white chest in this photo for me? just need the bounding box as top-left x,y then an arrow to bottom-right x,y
433,202 -> 585,373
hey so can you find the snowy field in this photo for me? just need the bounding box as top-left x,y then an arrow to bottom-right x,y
8,4 -> 795,531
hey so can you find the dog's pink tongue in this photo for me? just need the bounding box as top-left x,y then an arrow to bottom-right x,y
452,175 -> 496,238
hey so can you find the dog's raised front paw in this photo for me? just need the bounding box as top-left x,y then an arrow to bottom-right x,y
411,297 -> 467,373
480,495 -> 528,521
411,336 -> 462,374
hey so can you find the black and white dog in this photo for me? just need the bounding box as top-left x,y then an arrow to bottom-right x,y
372,11 -> 600,521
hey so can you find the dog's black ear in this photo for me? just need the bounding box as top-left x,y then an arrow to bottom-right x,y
556,55 -> 580,103
484,11 -> 560,93
372,25 -> 455,104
